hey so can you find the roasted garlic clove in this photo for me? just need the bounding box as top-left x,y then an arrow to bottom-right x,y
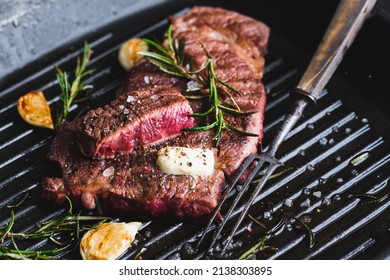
118,38 -> 148,71
17,91 -> 54,129
80,222 -> 141,260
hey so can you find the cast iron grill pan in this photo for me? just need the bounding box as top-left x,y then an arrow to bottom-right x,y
1,4 -> 390,260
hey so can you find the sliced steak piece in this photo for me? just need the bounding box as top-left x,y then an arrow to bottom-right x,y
78,86 -> 194,159
41,6 -> 269,220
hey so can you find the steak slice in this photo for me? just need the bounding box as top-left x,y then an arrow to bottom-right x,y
78,86 -> 194,159
41,6 -> 269,220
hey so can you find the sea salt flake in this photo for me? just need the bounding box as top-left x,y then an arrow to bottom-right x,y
263,211 -> 271,219
123,108 -> 129,115
151,95 -> 158,100
300,198 -> 311,208
284,199 -> 293,207
313,191 -> 322,198
103,166 -> 115,177
144,76 -> 150,84
126,95 -> 135,102
187,80 -> 199,90
319,137 -> 328,145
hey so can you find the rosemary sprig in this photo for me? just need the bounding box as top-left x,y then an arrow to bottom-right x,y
0,197 -> 110,260
55,41 -> 94,128
251,166 -> 294,185
139,25 -> 258,145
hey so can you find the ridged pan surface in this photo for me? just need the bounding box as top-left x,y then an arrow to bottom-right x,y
1,3 -> 390,260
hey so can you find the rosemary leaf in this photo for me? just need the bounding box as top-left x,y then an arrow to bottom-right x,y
0,210 -> 14,243
175,37 -> 186,66
251,167 -> 293,185
214,111 -> 224,146
189,106 -> 215,117
142,38 -> 170,55
167,24 -> 175,55
360,193 -> 389,205
7,193 -> 29,209
296,218 -> 315,249
188,59 -> 211,75
216,77 -> 243,96
225,123 -> 259,137
218,104 -> 257,116
184,94 -> 208,100
248,214 -> 267,230
185,121 -> 218,132
49,235 -> 70,246
137,50 -> 177,68
144,56 -> 186,78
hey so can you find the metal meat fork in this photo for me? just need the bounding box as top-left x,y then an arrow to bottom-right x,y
197,0 -> 377,257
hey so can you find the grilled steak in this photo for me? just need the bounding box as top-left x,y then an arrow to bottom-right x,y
78,86 -> 194,159
41,6 -> 269,219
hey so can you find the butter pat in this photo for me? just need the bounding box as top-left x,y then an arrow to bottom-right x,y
156,146 -> 214,177
80,222 -> 141,260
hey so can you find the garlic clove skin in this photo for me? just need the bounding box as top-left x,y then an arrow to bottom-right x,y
80,222 -> 141,260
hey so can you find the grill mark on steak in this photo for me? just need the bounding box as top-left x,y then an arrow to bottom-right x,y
41,6 -> 269,220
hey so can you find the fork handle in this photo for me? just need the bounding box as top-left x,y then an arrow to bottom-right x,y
267,0 -> 376,156
292,0 -> 377,103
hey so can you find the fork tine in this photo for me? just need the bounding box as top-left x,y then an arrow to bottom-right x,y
204,158 -> 269,254
196,154 -> 257,248
219,160 -> 281,256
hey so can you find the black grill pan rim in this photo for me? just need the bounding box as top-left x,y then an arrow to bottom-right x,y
1,0 -> 390,260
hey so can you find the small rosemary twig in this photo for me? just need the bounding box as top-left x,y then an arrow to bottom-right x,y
0,197 -> 110,260
139,25 -> 258,145
55,41 -> 94,128
248,214 -> 267,230
352,192 -> 390,206
7,193 -> 29,209
239,234 -> 276,260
